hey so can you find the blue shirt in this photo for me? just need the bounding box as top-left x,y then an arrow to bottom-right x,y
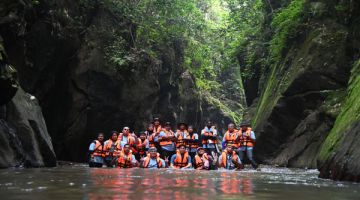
120,136 -> 128,148
170,154 -> 192,166
239,131 -> 256,151
147,158 -> 166,168
156,131 -> 175,151
89,142 -> 103,163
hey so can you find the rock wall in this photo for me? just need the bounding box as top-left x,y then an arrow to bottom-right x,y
241,0 -> 360,181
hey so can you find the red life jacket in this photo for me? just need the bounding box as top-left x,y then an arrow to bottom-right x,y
238,128 -> 254,147
176,130 -> 190,148
118,150 -> 133,168
224,130 -> 240,148
103,139 -> 120,157
220,150 -> 238,168
143,154 -> 163,168
91,140 -> 104,157
194,153 -> 209,169
173,151 -> 189,168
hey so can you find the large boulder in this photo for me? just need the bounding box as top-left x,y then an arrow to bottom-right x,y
0,88 -> 56,168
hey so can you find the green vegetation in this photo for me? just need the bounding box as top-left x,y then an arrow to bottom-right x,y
319,60 -> 360,161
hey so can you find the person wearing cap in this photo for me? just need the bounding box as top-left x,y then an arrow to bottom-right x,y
175,122 -> 190,148
201,121 -> 218,155
187,125 -> 199,159
238,120 -> 258,169
170,144 -> 192,169
194,147 -> 210,170
141,147 -> 166,168
218,144 -> 243,170
155,122 -> 176,161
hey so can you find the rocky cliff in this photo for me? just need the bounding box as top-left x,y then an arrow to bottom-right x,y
0,0 -> 240,164
240,0 -> 360,181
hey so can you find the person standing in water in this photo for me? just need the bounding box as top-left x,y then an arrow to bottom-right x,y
238,120 -> 258,169
201,121 -> 218,155
175,122 -> 190,148
156,122 -> 176,162
88,133 -> 105,168
103,131 -> 121,167
187,125 -> 199,159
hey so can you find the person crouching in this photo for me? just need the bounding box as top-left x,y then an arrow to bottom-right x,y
219,144 -> 243,170
194,147 -> 211,170
170,144 -> 192,169
118,144 -> 138,168
141,147 -> 166,168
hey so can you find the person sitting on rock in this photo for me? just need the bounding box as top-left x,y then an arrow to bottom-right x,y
118,144 -> 138,168
238,120 -> 258,169
194,147 -> 210,170
141,147 -> 166,168
103,131 -> 121,167
218,144 -> 243,170
88,133 -> 105,168
170,144 -> 192,169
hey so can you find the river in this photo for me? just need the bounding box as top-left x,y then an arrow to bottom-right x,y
0,165 -> 359,200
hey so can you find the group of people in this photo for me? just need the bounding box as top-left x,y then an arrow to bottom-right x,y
88,118 -> 258,170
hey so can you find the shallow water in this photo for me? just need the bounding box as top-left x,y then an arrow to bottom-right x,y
0,165 -> 359,200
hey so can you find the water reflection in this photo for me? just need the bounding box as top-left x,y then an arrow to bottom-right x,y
87,169 -> 254,199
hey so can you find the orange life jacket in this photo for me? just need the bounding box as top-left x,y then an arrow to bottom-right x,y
118,150 -> 133,168
143,154 -> 163,168
173,151 -> 189,168
91,140 -> 104,157
201,128 -> 218,144
148,133 -> 156,147
136,138 -> 148,155
188,134 -> 199,149
220,150 -> 238,168
159,130 -> 174,146
176,130 -> 190,148
103,139 -> 121,157
238,128 -> 254,147
194,153 -> 209,169
224,130 -> 240,148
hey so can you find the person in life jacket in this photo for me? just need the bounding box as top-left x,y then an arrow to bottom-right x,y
187,125 -> 199,159
238,120 -> 258,169
175,122 -> 190,148
88,133 -> 105,168
118,126 -> 136,151
201,121 -> 218,155
135,132 -> 149,160
218,144 -> 243,170
222,123 -> 240,149
155,122 -> 176,162
118,144 -> 138,168
194,147 -> 210,170
103,131 -> 121,167
144,124 -> 156,148
170,144 -> 192,169
153,117 -> 162,135
141,147 -> 166,168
